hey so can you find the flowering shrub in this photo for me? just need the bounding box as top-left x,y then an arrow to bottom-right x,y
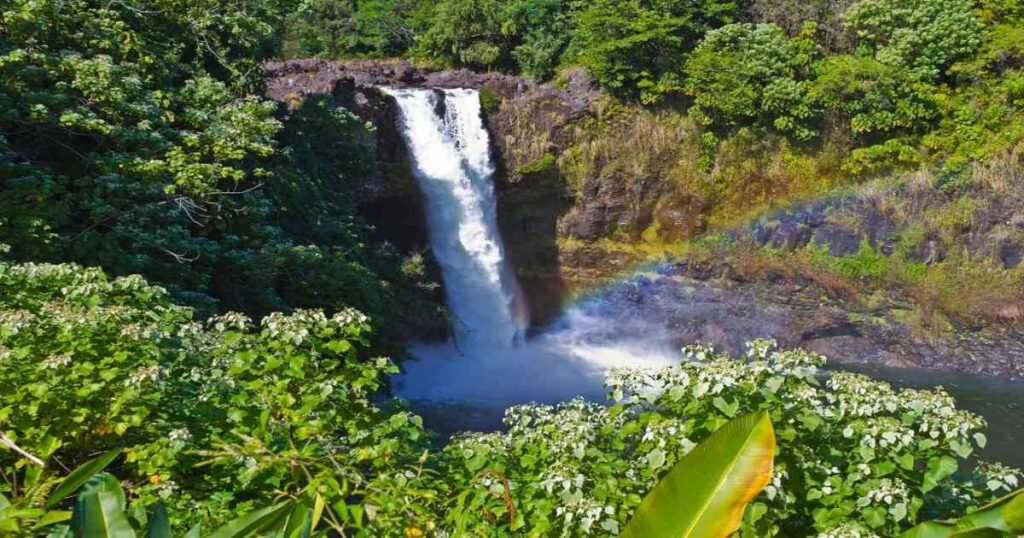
0,262 -> 435,534
442,340 -> 1022,537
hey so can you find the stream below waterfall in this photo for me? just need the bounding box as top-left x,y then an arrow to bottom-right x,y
384,87 -> 1024,468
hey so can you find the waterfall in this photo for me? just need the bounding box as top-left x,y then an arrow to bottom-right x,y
384,88 -> 527,349
388,87 -> 677,409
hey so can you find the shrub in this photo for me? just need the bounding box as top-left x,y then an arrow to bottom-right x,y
0,261 -> 434,533
442,340 -> 1019,536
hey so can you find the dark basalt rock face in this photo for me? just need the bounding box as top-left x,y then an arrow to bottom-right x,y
747,181 -> 1024,273
589,263 -> 1024,379
750,197 -> 898,256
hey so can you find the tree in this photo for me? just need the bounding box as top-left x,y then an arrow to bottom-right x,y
282,0 -> 428,58
414,0 -> 513,69
844,0 -> 984,80
504,0 -> 573,78
683,23 -> 818,139
567,0 -> 737,103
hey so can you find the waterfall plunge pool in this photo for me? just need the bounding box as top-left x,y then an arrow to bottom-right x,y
381,86 -> 1024,468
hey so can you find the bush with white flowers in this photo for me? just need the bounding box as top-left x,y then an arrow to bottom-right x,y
442,339 -> 1021,536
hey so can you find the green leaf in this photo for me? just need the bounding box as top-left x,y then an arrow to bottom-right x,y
647,448 -> 667,470
70,490 -> 137,538
183,523 -> 202,538
45,525 -> 72,538
145,503 -> 172,538
33,510 -> 72,530
902,488 -> 1024,537
947,529 -> 1007,537
310,493 -> 325,531
206,500 -> 293,538
47,449 -> 120,508
79,473 -> 126,511
621,411 -> 775,538
923,456 -> 958,493
712,397 -> 738,417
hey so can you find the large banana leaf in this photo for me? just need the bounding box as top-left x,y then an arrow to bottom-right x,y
70,487 -> 137,538
621,410 -> 776,538
902,488 -> 1024,537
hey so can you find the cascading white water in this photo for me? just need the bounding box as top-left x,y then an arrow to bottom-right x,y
384,88 -> 527,349
388,87 -> 676,409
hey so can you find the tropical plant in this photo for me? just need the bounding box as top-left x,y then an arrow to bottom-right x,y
0,448 -> 119,535
620,411 -> 775,538
902,488 -> 1024,537
0,261 -> 437,534
0,448 -> 321,538
414,0 -> 514,69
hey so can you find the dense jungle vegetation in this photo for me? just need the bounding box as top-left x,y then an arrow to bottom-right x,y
3,0 -> 1024,536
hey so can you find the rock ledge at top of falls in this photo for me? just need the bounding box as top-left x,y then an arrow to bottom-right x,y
264,59 -> 599,131
268,58 -> 541,101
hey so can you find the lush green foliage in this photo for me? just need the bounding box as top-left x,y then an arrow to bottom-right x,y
286,0 -> 1024,178
844,0 -> 983,81
684,23 -> 817,139
0,0 -> 438,339
0,262 -> 434,534
566,0 -> 736,102
284,0 -> 429,58
4,0 -> 1024,536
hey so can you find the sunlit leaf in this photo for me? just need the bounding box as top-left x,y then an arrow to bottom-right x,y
621,411 -> 775,538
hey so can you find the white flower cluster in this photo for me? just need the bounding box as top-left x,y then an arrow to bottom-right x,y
211,312 -> 252,332
975,461 -> 1023,493
827,373 -> 986,445
332,308 -> 369,326
856,417 -> 916,452
860,477 -> 910,507
0,309 -> 35,336
168,427 -> 192,448
262,310 -> 318,343
42,353 -> 72,369
128,364 -> 161,385
816,522 -> 881,538
450,399 -> 633,536
259,308 -> 368,345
